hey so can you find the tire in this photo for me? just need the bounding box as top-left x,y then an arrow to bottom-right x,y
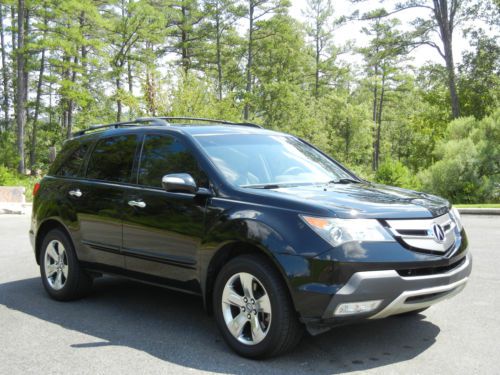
39,228 -> 93,301
213,254 -> 303,359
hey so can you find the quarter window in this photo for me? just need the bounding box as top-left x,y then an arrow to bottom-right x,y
51,141 -> 90,178
86,135 -> 138,182
138,134 -> 208,188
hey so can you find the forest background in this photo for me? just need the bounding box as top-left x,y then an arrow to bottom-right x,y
0,0 -> 498,203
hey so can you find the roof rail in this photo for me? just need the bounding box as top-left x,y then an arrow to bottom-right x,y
156,117 -> 262,128
71,118 -> 168,137
71,116 -> 262,138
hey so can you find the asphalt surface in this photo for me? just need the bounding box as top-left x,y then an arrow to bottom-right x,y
0,215 -> 498,374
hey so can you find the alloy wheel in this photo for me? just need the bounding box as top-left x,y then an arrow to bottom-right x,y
221,272 -> 272,345
44,240 -> 68,290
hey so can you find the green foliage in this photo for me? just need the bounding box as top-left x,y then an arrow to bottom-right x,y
0,165 -> 16,185
458,33 -> 500,119
0,0 -> 498,204
419,110 -> 500,203
0,132 -> 19,169
168,72 -> 242,120
375,160 -> 422,190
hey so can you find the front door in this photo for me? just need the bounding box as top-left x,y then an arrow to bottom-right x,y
122,134 -> 209,293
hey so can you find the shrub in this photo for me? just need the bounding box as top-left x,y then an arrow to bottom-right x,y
375,160 -> 421,190
419,109 -> 500,203
0,165 -> 17,185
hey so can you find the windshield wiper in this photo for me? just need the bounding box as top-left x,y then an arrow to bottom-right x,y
242,183 -> 282,189
329,178 -> 361,184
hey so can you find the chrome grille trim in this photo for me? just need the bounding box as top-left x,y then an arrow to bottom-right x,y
386,213 -> 457,253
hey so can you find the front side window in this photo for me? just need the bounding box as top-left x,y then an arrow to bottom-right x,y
194,134 -> 353,187
86,135 -> 138,182
138,134 -> 208,188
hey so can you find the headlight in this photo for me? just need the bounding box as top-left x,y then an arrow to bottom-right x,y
450,207 -> 463,231
300,216 -> 395,247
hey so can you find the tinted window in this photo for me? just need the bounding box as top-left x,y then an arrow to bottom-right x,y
86,135 -> 138,182
138,134 -> 208,188
50,141 -> 90,178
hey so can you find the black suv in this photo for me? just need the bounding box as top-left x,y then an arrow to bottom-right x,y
30,117 -> 471,358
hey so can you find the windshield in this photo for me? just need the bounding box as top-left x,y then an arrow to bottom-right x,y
194,133 -> 354,188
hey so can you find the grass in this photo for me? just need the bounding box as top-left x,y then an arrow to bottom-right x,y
454,204 -> 500,208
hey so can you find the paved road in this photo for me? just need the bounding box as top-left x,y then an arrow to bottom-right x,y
0,215 -> 498,374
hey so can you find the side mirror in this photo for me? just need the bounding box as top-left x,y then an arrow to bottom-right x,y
162,173 -> 197,194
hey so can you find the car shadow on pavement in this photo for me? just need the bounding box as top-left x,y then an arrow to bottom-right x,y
0,276 -> 440,374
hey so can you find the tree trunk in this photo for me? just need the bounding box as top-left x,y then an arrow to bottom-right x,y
181,5 -> 189,74
116,76 -> 122,122
65,55 -> 77,139
127,59 -> 133,119
22,8 -> 29,107
443,35 -> 459,118
244,1 -> 254,120
0,5 -> 10,127
10,6 -> 16,51
371,66 -> 379,171
48,64 -> 53,125
374,73 -> 386,171
30,47 -> 45,172
16,0 -> 26,174
433,0 -> 460,118
314,21 -> 320,98
215,9 -> 223,101
127,59 -> 133,93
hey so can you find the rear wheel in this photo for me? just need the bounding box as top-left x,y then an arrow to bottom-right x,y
39,228 -> 92,301
213,254 -> 303,358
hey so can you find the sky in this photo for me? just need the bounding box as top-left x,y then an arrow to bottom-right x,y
288,0 -> 475,68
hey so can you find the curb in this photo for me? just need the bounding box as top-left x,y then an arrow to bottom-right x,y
0,203 -> 32,215
457,208 -> 500,215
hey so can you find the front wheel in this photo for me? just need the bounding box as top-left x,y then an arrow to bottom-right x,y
39,228 -> 92,301
213,254 -> 303,358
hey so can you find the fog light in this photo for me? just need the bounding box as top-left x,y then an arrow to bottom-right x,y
334,300 -> 382,316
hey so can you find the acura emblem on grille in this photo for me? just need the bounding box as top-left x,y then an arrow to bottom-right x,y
431,223 -> 445,243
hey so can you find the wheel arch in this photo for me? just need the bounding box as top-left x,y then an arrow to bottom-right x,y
35,218 -> 73,265
202,240 -> 296,315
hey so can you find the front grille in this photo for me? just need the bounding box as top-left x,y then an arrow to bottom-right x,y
385,213 -> 457,254
397,256 -> 466,277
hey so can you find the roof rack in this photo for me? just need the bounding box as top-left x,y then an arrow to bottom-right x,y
155,117 -> 262,128
71,118 -> 167,137
71,116 -> 261,138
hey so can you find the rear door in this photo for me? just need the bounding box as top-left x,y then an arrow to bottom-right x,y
74,133 -> 140,269
122,133 -> 209,292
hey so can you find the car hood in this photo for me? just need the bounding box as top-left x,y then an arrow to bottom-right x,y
268,182 -> 450,219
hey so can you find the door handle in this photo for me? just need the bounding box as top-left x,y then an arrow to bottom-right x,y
68,189 -> 82,198
128,200 -> 146,208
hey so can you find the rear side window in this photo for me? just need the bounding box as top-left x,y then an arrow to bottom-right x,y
138,134 -> 208,188
86,135 -> 138,183
50,141 -> 90,178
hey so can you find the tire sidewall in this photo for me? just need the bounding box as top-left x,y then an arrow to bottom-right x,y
213,255 -> 290,358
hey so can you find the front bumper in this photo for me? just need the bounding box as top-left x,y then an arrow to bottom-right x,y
324,252 -> 471,320
302,252 -> 471,334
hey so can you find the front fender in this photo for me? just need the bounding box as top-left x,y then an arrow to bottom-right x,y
198,200 -> 336,318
